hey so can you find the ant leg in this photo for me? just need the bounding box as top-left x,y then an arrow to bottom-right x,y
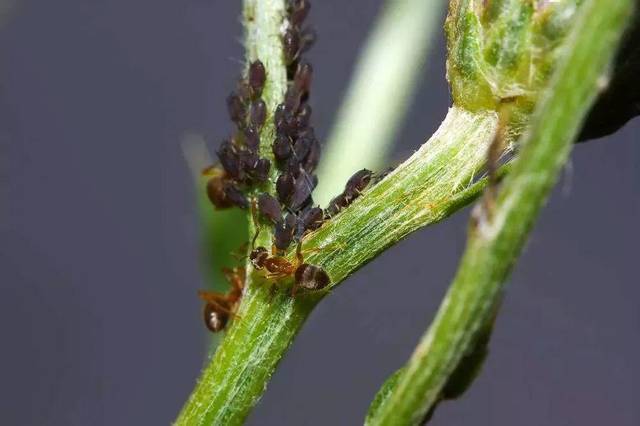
295,240 -> 304,265
250,198 -> 263,249
198,290 -> 229,305
230,242 -> 249,262
267,283 -> 278,303
201,295 -> 243,320
222,267 -> 246,292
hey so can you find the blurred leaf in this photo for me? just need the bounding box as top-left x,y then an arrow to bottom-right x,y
578,6 -> 640,141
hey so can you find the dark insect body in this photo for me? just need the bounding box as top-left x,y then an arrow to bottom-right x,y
324,169 -> 373,218
199,267 -> 245,333
249,242 -> 330,296
248,60 -> 266,98
274,214 -> 297,252
226,93 -> 245,124
249,99 -> 267,128
257,193 -> 283,224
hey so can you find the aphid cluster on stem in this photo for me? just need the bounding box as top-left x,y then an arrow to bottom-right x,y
204,59 -> 271,210
248,0 -> 331,296
197,1 -> 396,330
252,0 -> 322,254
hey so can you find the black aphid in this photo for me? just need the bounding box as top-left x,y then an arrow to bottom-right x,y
223,182 -> 249,209
243,126 -> 260,152
273,135 -> 293,163
226,93 -> 245,125
217,140 -> 243,181
300,206 -> 323,232
258,193 -> 283,224
276,172 -> 296,205
283,28 -> 300,65
289,0 -> 311,27
248,60 -> 266,98
249,99 -> 267,128
274,213 -> 297,251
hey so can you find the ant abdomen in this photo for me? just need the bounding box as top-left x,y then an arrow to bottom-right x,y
204,303 -> 229,333
294,263 -> 330,292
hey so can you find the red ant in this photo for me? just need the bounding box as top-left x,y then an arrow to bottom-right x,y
249,241 -> 330,296
198,267 -> 245,333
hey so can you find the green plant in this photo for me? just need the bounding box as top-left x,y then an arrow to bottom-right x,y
175,0 -> 634,424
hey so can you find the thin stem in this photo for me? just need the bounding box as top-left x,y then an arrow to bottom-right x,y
315,0 -> 446,204
368,1 -> 633,424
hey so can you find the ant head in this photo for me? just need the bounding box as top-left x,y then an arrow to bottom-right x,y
249,246 -> 269,269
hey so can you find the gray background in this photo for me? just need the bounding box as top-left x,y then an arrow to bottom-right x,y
1,1 -> 638,425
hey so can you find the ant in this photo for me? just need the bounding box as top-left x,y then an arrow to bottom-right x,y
198,267 -> 245,333
249,241 -> 330,297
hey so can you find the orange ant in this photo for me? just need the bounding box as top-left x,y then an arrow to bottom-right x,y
249,242 -> 330,296
198,267 -> 245,333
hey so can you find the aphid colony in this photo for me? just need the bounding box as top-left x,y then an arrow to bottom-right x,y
199,0 -> 386,332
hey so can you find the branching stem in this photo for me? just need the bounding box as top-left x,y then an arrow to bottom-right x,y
368,1 -> 633,424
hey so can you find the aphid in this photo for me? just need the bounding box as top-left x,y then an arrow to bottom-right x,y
300,206 -> 323,232
249,158 -> 271,183
274,104 -> 296,136
302,137 -> 321,173
274,213 -> 297,251
217,140 -> 243,180
248,60 -> 266,98
324,193 -> 349,218
236,79 -> 252,102
273,134 -> 293,163
276,172 -> 296,205
198,267 -> 245,333
292,134 -> 313,160
257,193 -> 283,224
224,182 -> 249,209
323,169 -> 373,217
293,62 -> 313,96
289,0 -> 311,27
295,104 -> 312,130
284,86 -> 303,116
249,99 -> 267,129
343,168 -> 373,198
288,169 -> 316,211
226,92 -> 245,125
283,28 -> 300,65
243,126 -> 260,152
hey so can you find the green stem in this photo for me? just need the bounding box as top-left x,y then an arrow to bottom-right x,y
303,106 -> 498,283
368,1 -> 633,424
176,106 -> 499,425
315,0 -> 446,204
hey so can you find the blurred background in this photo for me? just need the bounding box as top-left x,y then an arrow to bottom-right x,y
1,1 -> 638,425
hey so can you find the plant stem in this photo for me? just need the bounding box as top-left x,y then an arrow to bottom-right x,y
368,1 -> 633,424
175,106 -> 499,425
315,0 -> 446,204
303,106 -> 498,283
